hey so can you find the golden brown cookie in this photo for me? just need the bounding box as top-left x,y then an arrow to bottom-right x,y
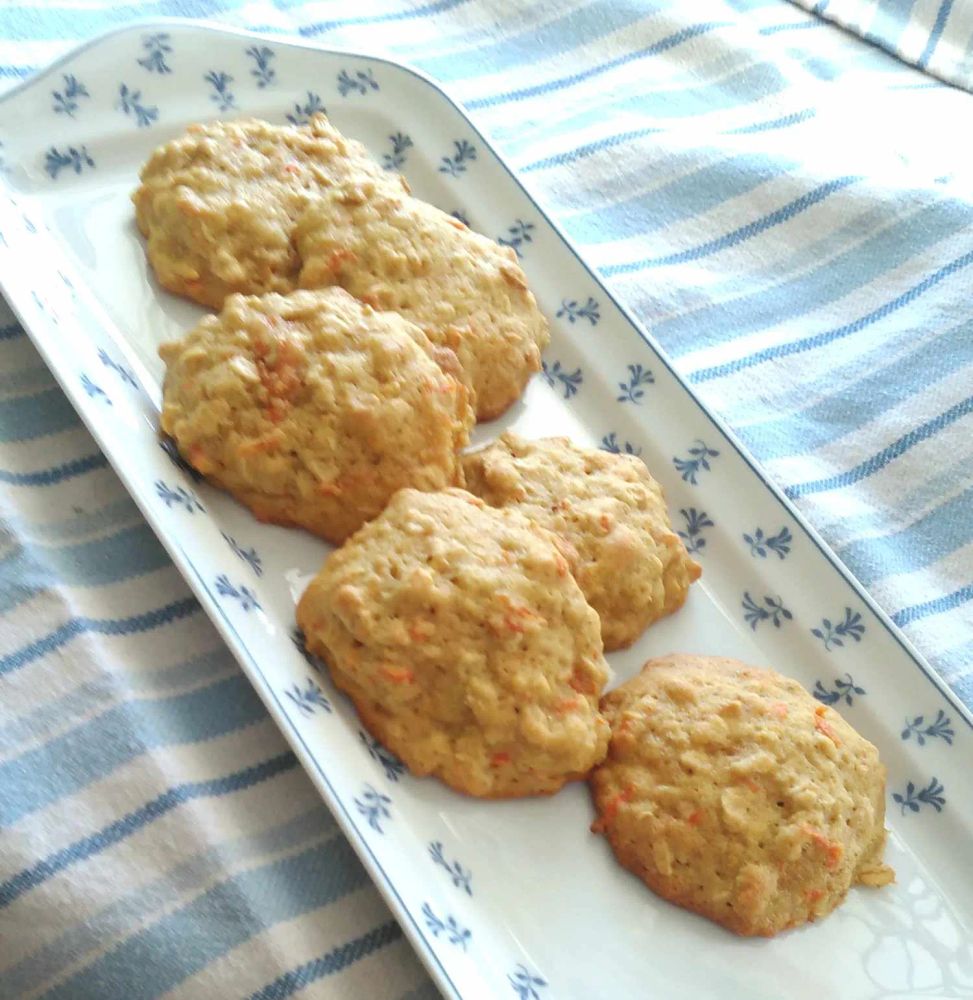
461,434 -> 700,650
296,184 -> 549,421
296,488 -> 611,797
590,655 -> 894,936
134,116 -> 404,308
159,288 -> 472,543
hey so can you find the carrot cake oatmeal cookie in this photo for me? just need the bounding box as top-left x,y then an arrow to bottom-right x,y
590,655 -> 894,936
158,288 -> 472,542
296,184 -> 548,420
461,433 -> 700,650
296,488 -> 611,797
134,115 -> 403,308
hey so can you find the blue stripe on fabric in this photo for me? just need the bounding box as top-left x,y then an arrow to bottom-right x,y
520,126 -> 663,172
0,595 -> 200,675
415,0 -> 661,82
893,583 -> 973,627
837,483 -> 973,586
3,496 -> 138,545
738,316 -> 973,460
918,0 -> 954,68
0,752 -> 297,907
786,393 -> 973,498
297,0 -> 471,37
0,387 -> 79,442
862,0 -> 917,55
684,219 -> 973,382
566,150 -> 798,245
759,20 -> 823,34
0,451 -> 108,486
0,323 -> 23,340
725,107 -> 815,133
601,175 -> 859,274
0,673 -> 268,826
465,20 -> 728,109
0,522 -> 172,613
248,922 -> 404,1000
40,837 -> 370,1000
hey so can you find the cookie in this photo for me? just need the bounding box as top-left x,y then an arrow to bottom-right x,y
590,655 -> 894,936
296,184 -> 549,421
296,488 -> 611,797
461,434 -> 700,650
134,116 -> 404,308
158,288 -> 473,543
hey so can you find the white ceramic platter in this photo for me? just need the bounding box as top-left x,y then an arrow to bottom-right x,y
1,22 -> 971,1000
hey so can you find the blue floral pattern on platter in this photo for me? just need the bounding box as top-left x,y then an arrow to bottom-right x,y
360,730 -> 406,782
221,532 -> 262,576
541,359 -> 582,399
600,432 -> 641,456
246,45 -> 276,88
215,574 -> 261,612
45,145 -> 94,179
52,74 -> 89,117
678,507 -> 714,555
617,363 -> 654,403
80,373 -> 110,404
439,139 -> 476,176
285,677 -> 332,717
893,777 -> 945,814
509,964 -> 547,999
337,68 -> 379,96
356,784 -> 392,833
902,710 -> 954,746
497,218 -> 534,257
673,440 -> 719,484
138,32 -> 172,74
557,296 -> 600,325
813,673 -> 865,707
812,607 -> 865,650
155,479 -> 204,513
742,591 -> 792,630
422,902 -> 471,950
287,92 -> 325,125
159,436 -> 202,481
97,348 -> 138,389
117,83 -> 158,128
744,526 -> 792,559
383,132 -> 413,171
429,841 -> 473,896
204,71 -> 236,112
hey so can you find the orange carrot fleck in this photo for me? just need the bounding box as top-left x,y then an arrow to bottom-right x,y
805,888 -> 825,903
554,697 -> 581,715
554,552 -> 570,577
381,666 -> 415,684
687,809 -> 704,827
491,752 -> 511,767
569,667 -> 597,695
595,785 -> 635,829
814,706 -> 841,746
770,701 -> 789,719
599,514 -> 612,532
448,217 -> 467,230
282,162 -> 300,175
327,248 -> 357,274
408,620 -> 432,643
805,826 -> 843,870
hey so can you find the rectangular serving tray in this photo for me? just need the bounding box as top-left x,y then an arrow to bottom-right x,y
1,21 -> 971,1000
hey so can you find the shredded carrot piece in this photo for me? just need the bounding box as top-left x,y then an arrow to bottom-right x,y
381,666 -> 415,684
491,752 -> 511,766
814,706 -> 841,746
687,809 -> 704,827
554,697 -> 581,715
408,620 -> 433,643
282,162 -> 300,175
599,513 -> 612,531
805,888 -> 825,903
553,552 -> 570,577
316,481 -> 342,497
805,826 -> 843,870
594,785 -> 635,830
770,701 -> 789,719
742,778 -> 760,794
569,667 -> 597,695
327,248 -> 357,274
448,217 -> 467,230
238,433 -> 281,456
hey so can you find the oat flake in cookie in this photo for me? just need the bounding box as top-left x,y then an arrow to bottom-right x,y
296,488 -> 611,798
591,655 -> 894,936
158,288 -> 473,544
462,433 -> 701,650
134,116 -> 404,308
296,184 -> 549,421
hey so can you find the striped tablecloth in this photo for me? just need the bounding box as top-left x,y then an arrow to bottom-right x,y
1,2 -> 971,997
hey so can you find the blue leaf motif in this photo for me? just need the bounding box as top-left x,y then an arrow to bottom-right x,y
382,132 -> 413,171
52,74 -> 90,117
741,591 -> 792,631
337,68 -> 379,96
892,777 -> 945,815
556,296 -> 600,326
617,363 -> 654,403
509,963 -> 547,999
422,902 -> 471,950
159,436 -> 202,482
429,841 -> 473,896
439,139 -> 476,177
45,145 -> 95,180
359,730 -> 406,782
221,532 -> 262,576
204,71 -> 236,112
812,673 -> 865,707
600,433 -> 641,456
902,709 -> 954,746
155,479 -> 204,513
355,784 -> 392,833
743,526 -> 792,559
80,374 -> 111,405
541,360 -> 582,399
118,83 -> 158,128
497,219 -> 535,257
677,507 -> 714,555
285,677 -> 332,717
811,607 -> 865,651
215,574 -> 261,612
98,348 -> 138,389
673,440 -> 719,484
138,33 -> 172,74
287,92 -> 325,125
245,45 -> 276,88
